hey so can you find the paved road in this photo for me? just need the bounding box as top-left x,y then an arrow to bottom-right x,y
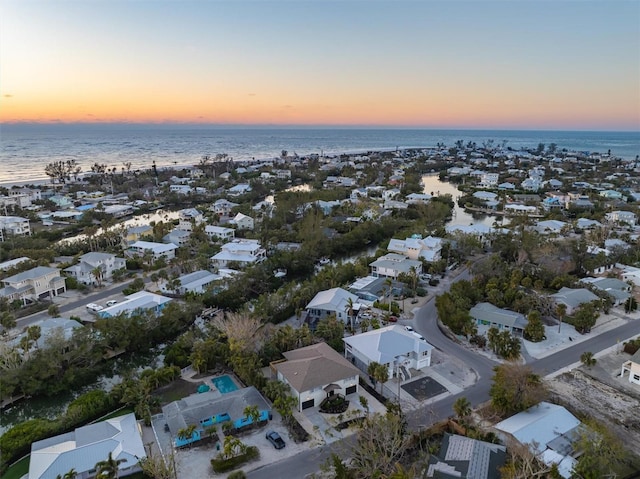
248,266 -> 640,477
15,279 -> 136,328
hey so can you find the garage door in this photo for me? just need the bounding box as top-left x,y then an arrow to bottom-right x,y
301,399 -> 315,410
345,385 -> 357,395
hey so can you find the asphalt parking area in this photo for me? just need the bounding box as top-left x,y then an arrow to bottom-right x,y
401,376 -> 447,401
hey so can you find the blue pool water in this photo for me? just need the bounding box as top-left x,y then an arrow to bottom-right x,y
212,375 -> 238,394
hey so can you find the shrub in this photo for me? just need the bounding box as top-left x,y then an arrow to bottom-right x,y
210,446 -> 259,473
623,338 -> 640,355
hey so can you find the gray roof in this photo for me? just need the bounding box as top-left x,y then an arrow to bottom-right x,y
162,386 -> 270,435
550,287 -> 599,308
29,413 -> 145,479
276,342 -> 361,393
3,266 -> 59,284
469,302 -> 527,330
427,433 -> 506,479
343,325 -> 433,365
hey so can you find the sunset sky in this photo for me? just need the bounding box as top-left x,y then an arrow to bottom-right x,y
1,0 -> 638,130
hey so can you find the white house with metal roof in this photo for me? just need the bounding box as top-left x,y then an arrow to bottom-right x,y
210,239 -> 266,269
98,291 -> 172,319
343,325 -> 433,380
64,252 -> 126,286
205,225 -> 235,241
160,270 -> 221,295
305,287 -> 360,325
272,342 -> 360,411
621,349 -> 640,385
28,412 -> 145,479
387,235 -> 443,262
494,402 -> 583,478
369,253 -> 423,280
605,210 -> 637,226
127,241 -> 178,261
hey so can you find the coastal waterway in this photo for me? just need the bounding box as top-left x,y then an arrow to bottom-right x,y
2,178 -> 501,434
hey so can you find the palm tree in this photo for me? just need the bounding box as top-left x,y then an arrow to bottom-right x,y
367,361 -> 389,395
581,351 -> 596,368
91,266 -> 104,287
384,277 -> 393,313
242,404 -> 261,426
453,397 -> 472,422
556,303 -> 567,333
345,297 -> 356,333
56,469 -> 77,479
95,452 -> 127,479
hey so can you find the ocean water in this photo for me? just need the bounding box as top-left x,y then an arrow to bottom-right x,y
0,124 -> 638,185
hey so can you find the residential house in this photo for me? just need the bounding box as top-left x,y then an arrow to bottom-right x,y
0,257 -> 31,271
162,387 -> 270,447
169,184 -> 193,194
98,291 -> 172,318
0,266 -> 66,304
162,229 -> 191,247
230,212 -> 255,230
48,195 -> 74,209
479,172 -> 499,188
369,253 -> 422,280
0,216 -> 31,237
600,189 -> 623,200
621,349 -> 640,385
534,220 -> 567,235
549,287 -> 600,315
605,210 -> 637,226
272,342 -> 360,411
127,241 -> 177,261
210,239 -> 266,269
469,302 -> 527,336
10,187 -> 41,202
576,218 -> 602,230
28,413 -> 145,479
343,325 -> 433,380
580,277 -> 631,306
123,225 -> 152,244
211,199 -> 239,216
473,191 -> 498,202
11,317 -> 82,350
348,275 -> 391,303
205,225 -> 235,242
426,433 -> 506,479
387,235 -> 443,262
160,270 -> 220,295
405,193 -> 432,204
498,182 -> 516,191
63,252 -> 126,286
227,183 -> 252,196
305,287 -> 360,326
494,402 -> 584,479
177,208 -> 204,231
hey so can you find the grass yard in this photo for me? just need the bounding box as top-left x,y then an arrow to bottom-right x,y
1,455 -> 29,479
153,378 -> 199,405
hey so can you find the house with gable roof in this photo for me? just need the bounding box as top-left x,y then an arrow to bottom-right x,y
64,252 -> 126,286
343,325 -> 433,380
549,287 -> 600,315
426,433 -> 506,479
305,287 -> 360,326
387,235 -> 443,262
272,342 -> 360,411
28,412 -> 145,479
469,302 -> 527,336
0,266 -> 66,304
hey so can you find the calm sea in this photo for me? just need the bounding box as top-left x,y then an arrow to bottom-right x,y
0,125 -> 638,185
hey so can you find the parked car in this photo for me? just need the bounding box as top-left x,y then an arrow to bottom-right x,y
419,273 -> 432,281
86,303 -> 103,313
387,316 -> 398,323
266,431 -> 286,449
105,300 -> 118,307
404,326 -> 414,332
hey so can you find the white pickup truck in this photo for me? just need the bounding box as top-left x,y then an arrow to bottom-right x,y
86,303 -> 103,313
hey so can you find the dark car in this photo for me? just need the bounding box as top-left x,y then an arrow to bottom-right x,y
266,431 -> 286,449
387,316 -> 398,323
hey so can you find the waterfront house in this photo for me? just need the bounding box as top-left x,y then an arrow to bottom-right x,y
28,413 -> 145,479
98,291 -> 172,318
63,252 -> 126,286
11,317 -> 82,350
369,253 -> 422,280
0,266 -> 66,304
162,229 -> 191,247
227,183 -> 252,196
271,342 -> 360,411
177,208 -> 204,230
123,225 -> 152,244
343,325 -> 433,381
305,287 -> 360,326
210,239 -> 266,269
387,235 -> 443,262
211,199 -> 239,216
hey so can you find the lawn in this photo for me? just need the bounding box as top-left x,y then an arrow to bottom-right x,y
153,378 -> 199,405
1,455 -> 29,479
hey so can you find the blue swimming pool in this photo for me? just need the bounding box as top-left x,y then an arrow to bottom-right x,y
212,375 -> 238,394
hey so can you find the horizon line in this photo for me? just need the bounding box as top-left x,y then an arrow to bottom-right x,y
1,121 -> 638,133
